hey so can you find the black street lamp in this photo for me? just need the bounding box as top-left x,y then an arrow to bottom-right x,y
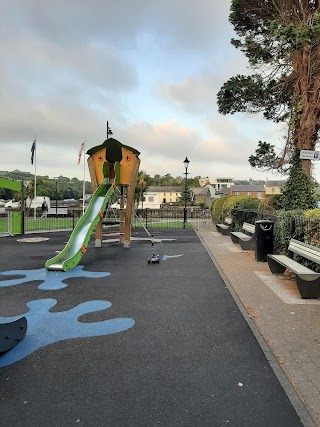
183,156 -> 190,228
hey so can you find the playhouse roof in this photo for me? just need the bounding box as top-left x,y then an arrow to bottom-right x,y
86,138 -> 140,159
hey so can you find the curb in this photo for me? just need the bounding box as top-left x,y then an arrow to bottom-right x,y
195,227 -> 317,427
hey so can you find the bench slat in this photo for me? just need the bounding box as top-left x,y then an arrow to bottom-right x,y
288,239 -> 320,264
231,232 -> 252,241
268,239 -> 320,298
242,223 -> 255,234
268,254 -> 316,275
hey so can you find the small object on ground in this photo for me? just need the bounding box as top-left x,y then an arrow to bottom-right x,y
148,238 -> 160,264
148,253 -> 160,264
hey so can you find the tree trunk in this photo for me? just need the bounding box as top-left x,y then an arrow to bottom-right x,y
292,45 -> 320,177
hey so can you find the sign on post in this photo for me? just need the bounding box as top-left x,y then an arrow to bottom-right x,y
300,150 -> 320,160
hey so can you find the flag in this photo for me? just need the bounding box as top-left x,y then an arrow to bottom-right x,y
31,139 -> 36,165
77,142 -> 85,165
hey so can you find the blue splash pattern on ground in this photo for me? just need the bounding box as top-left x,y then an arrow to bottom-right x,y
0,266 -> 110,290
162,254 -> 184,261
0,299 -> 135,367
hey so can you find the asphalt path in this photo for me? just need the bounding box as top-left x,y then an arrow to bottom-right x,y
0,229 -> 303,426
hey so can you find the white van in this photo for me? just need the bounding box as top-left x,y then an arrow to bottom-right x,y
28,197 -> 51,210
110,193 -> 161,210
137,192 -> 161,209
5,197 -> 51,210
111,200 -> 127,210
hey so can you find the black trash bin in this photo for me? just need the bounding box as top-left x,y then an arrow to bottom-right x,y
255,220 -> 274,262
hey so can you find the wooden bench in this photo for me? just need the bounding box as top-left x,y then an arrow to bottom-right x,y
267,239 -> 320,299
48,208 -> 68,216
230,222 -> 255,250
216,217 -> 232,236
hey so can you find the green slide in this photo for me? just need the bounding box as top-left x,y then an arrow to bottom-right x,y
45,182 -> 114,272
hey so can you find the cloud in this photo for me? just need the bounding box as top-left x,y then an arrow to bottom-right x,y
156,53 -> 249,114
0,1 -> 295,184
4,0 -> 232,50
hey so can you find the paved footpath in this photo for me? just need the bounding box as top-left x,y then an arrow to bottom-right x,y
0,228 -> 316,426
196,224 -> 320,426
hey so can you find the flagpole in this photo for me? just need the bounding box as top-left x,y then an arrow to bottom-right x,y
83,137 -> 86,214
33,137 -> 37,220
77,140 -> 86,214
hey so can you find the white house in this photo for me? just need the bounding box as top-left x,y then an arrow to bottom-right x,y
198,177 -> 233,194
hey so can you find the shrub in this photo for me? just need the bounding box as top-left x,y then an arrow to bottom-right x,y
211,195 -> 261,226
211,196 -> 228,222
304,208 -> 320,220
302,208 -> 320,247
262,194 -> 282,211
233,196 -> 261,211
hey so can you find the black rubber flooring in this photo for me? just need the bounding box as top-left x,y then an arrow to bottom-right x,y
0,229 -> 303,426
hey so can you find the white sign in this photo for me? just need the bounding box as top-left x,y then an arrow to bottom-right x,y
300,150 -> 320,160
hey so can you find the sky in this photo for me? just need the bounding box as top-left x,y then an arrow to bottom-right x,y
1,0 -> 312,183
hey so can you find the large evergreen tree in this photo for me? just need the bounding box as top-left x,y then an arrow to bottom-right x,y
218,0 -> 320,179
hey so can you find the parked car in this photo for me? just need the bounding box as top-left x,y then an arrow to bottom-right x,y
111,200 -> 127,209
5,197 -> 51,210
4,199 -> 21,208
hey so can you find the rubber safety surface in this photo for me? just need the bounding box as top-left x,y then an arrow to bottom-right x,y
0,229 -> 303,426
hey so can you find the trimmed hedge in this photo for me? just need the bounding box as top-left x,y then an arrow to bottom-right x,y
211,195 -> 262,225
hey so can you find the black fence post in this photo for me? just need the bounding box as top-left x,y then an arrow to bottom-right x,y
20,179 -> 25,235
72,210 -> 75,229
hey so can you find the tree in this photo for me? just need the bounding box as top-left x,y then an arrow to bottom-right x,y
248,141 -> 281,171
159,173 -> 177,186
153,174 -> 161,185
135,170 -> 150,208
23,182 -> 35,212
217,0 -> 320,178
177,182 -> 193,205
280,149 -> 317,210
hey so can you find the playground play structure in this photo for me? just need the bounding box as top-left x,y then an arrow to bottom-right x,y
1,138 -> 141,355
0,177 -> 25,235
45,138 -> 141,272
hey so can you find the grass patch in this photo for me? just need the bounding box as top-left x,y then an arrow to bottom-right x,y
0,218 -> 9,233
2,215 -> 195,234
25,217 -> 80,232
132,220 -> 192,229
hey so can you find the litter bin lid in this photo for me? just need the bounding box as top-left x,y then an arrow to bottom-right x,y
255,220 -> 274,224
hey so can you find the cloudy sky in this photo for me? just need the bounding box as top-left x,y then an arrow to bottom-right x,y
1,0 -> 304,182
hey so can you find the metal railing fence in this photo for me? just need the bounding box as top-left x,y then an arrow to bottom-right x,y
231,209 -> 320,254
104,207 -> 212,229
5,205 -> 320,258
0,211 -> 10,235
24,209 -> 83,233
19,207 -> 213,233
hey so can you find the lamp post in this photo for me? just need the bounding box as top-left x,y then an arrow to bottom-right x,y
183,156 -> 190,228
